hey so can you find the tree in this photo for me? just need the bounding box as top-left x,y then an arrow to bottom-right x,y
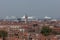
40,27 -> 52,36
0,30 -> 8,40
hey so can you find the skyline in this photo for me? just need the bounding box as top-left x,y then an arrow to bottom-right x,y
0,0 -> 60,18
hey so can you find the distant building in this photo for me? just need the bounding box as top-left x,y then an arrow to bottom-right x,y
0,15 -> 60,40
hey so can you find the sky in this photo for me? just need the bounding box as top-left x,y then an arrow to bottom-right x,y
0,0 -> 60,18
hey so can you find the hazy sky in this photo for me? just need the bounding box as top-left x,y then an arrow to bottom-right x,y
0,0 -> 60,18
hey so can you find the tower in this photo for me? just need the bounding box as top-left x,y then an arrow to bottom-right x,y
24,14 -> 28,24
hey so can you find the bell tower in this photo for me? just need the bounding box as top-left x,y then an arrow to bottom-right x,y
24,14 -> 28,24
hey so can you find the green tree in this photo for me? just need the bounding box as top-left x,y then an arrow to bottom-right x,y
40,27 -> 52,36
0,30 -> 8,40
